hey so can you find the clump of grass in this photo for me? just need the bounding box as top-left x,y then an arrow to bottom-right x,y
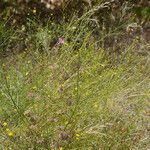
0,31 -> 149,149
0,6 -> 150,149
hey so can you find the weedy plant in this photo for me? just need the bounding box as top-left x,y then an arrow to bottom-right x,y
0,1 -> 150,150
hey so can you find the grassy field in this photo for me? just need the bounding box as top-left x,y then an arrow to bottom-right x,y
0,7 -> 150,150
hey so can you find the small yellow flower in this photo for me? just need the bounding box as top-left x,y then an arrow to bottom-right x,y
75,133 -> 80,140
59,148 -> 63,150
100,64 -> 105,67
14,109 -> 17,112
27,60 -> 30,64
32,86 -> 37,90
3,122 -> 7,127
72,26 -> 76,30
25,72 -> 29,76
65,121 -> 68,125
75,87 -> 77,91
76,137 -> 79,140
33,8 -> 36,14
94,103 -> 98,108
75,134 -> 80,137
7,131 -> 14,137
6,128 -> 10,132
6,128 -> 14,137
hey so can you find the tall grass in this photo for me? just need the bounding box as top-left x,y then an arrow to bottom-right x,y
0,8 -> 150,150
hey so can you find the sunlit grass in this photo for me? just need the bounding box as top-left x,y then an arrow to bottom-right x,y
0,38 -> 149,149
0,5 -> 150,148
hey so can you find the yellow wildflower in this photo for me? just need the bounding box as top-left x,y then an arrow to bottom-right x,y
76,137 -> 79,140
32,86 -> 37,90
27,60 -> 30,64
7,131 -> 14,137
94,103 -> 98,108
6,128 -> 10,132
76,134 -> 80,137
14,109 -> 17,112
75,133 -> 80,140
33,8 -> 36,14
3,122 -> 7,127
72,26 -> 76,30
6,128 -> 14,137
25,72 -> 29,76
